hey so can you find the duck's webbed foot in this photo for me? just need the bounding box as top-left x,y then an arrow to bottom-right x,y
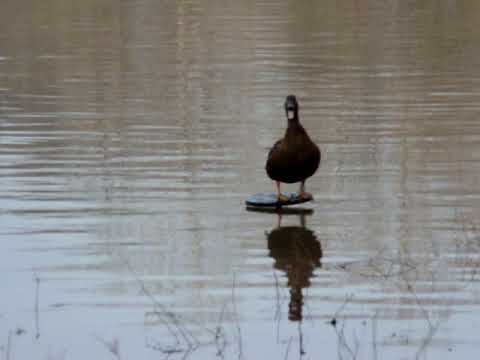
300,192 -> 313,200
276,181 -> 290,203
299,181 -> 313,200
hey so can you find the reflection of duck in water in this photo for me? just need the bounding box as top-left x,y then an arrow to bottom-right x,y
267,213 -> 322,321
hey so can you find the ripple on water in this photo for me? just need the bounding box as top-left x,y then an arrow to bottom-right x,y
2,1 -> 480,359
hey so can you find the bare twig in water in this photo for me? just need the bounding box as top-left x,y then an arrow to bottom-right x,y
284,336 -> 293,360
122,258 -> 200,353
273,271 -> 282,343
95,335 -> 121,360
333,319 -> 358,360
414,319 -> 442,360
330,294 -> 354,326
214,302 -> 228,359
231,272 -> 243,360
329,296 -> 359,360
399,273 -> 434,329
371,311 -> 379,360
35,276 -> 40,339
6,331 -> 12,360
298,322 -> 305,358
99,244 -> 222,359
352,329 -> 360,360
180,346 -> 195,360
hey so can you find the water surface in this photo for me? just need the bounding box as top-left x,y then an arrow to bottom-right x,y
2,1 -> 480,359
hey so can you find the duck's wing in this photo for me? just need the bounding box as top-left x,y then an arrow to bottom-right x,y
267,139 -> 283,159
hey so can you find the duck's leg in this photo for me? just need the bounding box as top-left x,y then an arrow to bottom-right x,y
276,213 -> 283,228
299,181 -> 313,200
276,181 -> 289,203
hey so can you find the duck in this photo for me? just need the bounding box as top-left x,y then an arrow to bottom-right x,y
265,95 -> 321,202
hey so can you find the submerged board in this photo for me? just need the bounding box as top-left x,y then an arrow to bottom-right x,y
245,192 -> 312,208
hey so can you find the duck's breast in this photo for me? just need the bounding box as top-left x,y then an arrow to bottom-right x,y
266,140 -> 320,183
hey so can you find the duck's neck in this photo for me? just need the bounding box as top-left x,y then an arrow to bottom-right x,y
287,114 -> 302,130
285,117 -> 306,140
288,117 -> 299,126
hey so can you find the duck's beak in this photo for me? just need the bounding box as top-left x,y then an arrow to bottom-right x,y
285,95 -> 298,120
286,105 -> 296,120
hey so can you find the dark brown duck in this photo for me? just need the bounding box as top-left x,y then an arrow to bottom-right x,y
265,95 -> 321,202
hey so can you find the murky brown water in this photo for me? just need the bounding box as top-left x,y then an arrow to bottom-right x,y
2,1 -> 480,359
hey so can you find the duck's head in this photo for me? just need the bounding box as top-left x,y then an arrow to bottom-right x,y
284,95 -> 299,121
